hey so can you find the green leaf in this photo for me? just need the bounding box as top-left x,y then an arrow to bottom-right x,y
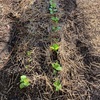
52,62 -> 62,71
49,8 -> 54,14
53,8 -> 57,12
51,3 -> 56,8
50,0 -> 53,5
20,75 -> 27,82
24,78 -> 29,82
53,80 -> 62,91
50,44 -> 59,51
20,75 -> 30,89
53,70 -> 57,75
51,17 -> 59,23
20,83 -> 25,89
24,81 -> 30,86
26,51 -> 32,56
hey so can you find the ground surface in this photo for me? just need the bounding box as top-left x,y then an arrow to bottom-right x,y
0,0 -> 100,100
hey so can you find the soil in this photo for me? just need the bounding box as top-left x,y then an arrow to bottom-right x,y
0,0 -> 100,100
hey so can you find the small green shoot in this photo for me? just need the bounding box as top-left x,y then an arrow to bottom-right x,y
20,75 -> 30,89
53,80 -> 62,91
52,62 -> 62,71
49,8 -> 57,14
49,0 -> 57,14
50,2 -> 57,8
52,26 -> 61,32
51,17 -> 59,23
26,51 -> 32,56
50,44 -> 59,51
50,0 -> 56,8
53,69 -> 57,75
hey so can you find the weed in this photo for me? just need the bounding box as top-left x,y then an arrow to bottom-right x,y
50,43 -> 59,51
20,75 -> 30,89
51,16 -> 59,23
52,62 -> 62,71
53,80 -> 62,91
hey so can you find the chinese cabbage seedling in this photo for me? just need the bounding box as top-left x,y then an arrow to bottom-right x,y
50,44 -> 59,51
53,80 -> 62,91
20,75 -> 30,89
52,62 -> 62,71
51,17 -> 59,23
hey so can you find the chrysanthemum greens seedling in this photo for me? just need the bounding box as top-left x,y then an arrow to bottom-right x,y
50,43 -> 59,51
52,62 -> 62,71
51,17 -> 59,23
53,80 -> 62,91
20,75 -> 30,89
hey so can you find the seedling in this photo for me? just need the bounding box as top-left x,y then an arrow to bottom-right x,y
26,51 -> 32,56
49,8 -> 57,14
20,75 -> 30,89
49,0 -> 57,14
50,0 -> 56,8
51,17 -> 59,23
50,43 -> 59,51
53,69 -> 57,75
52,62 -> 62,71
53,80 -> 62,91
52,26 -> 61,32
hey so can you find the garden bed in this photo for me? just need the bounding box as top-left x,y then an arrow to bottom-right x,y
0,0 -> 100,100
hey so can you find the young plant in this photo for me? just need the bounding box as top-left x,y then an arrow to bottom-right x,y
20,75 -> 30,89
49,0 -> 57,14
52,62 -> 62,71
50,43 -> 59,51
50,0 -> 56,8
52,26 -> 61,32
26,51 -> 32,56
51,16 -> 59,23
53,80 -> 62,91
53,69 -> 57,75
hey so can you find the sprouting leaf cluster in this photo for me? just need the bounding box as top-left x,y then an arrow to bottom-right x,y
53,80 -> 62,91
52,62 -> 62,71
50,43 -> 59,51
20,75 -> 30,89
51,16 -> 59,23
49,0 -> 57,14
